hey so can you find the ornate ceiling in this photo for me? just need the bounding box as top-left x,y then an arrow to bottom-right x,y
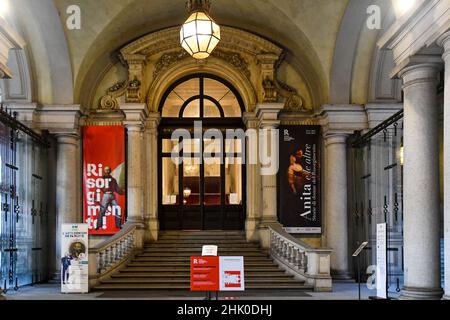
7,0 -> 404,109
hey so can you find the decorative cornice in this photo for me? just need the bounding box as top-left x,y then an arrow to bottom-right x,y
121,26 -> 283,58
152,49 -> 250,80
378,0 -> 450,67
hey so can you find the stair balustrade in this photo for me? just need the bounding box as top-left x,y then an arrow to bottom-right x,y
88,224 -> 138,288
268,223 -> 333,292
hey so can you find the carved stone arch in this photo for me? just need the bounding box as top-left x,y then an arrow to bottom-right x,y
98,26 -> 310,114
146,55 -> 257,112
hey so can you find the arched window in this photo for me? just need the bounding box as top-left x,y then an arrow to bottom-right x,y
160,74 -> 243,118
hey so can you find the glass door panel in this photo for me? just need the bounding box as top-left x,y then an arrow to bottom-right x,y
183,158 -> 200,205
204,158 -> 221,206
225,157 -> 243,205
162,157 -> 179,205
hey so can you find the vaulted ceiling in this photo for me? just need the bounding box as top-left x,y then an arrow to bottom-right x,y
9,0 -> 406,107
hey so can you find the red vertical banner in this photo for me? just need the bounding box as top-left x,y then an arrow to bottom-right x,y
83,126 -> 126,235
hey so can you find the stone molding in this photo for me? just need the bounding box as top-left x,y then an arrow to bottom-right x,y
378,0 -> 450,67
437,31 -> 450,60
34,104 -> 82,134
318,104 -> 368,136
120,26 -> 283,58
0,16 -> 25,78
122,103 -> 148,130
255,103 -> 284,128
364,103 -> 404,129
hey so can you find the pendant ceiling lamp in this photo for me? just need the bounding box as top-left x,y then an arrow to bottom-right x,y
180,0 -> 221,60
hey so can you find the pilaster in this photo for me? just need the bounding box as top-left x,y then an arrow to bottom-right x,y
254,103 -> 283,248
144,112 -> 161,242
122,104 -> 147,248
243,112 -> 260,242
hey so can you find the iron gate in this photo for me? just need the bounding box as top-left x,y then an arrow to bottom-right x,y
0,105 -> 50,292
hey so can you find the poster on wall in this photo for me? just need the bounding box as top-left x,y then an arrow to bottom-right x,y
83,126 -> 126,235
61,224 -> 89,293
278,125 -> 321,234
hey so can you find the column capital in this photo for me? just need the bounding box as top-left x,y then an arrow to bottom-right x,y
122,103 -> 147,131
242,112 -> 258,129
144,112 -> 161,130
36,104 -> 82,133
319,104 -> 367,136
255,103 -> 283,129
437,30 -> 450,60
393,55 -> 442,84
323,133 -> 349,147
54,132 -> 80,146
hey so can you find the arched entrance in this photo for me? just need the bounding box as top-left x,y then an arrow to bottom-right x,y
158,73 -> 246,230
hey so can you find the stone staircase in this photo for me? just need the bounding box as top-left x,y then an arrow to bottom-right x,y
94,231 -> 312,291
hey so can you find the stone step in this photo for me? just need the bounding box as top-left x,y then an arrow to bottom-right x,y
94,283 -> 312,290
120,266 -> 282,272
112,273 -> 293,279
132,257 -> 271,262
152,239 -> 251,248
159,231 -> 245,236
137,252 -> 267,257
144,243 -> 260,249
143,246 -> 267,253
100,278 -> 302,284
158,234 -> 245,238
127,262 -> 277,268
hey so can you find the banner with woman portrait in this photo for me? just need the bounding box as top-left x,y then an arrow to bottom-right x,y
278,125 -> 321,234
83,126 -> 126,235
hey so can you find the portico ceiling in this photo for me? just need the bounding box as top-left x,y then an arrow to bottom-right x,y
53,0 -> 349,106
8,0 -> 405,107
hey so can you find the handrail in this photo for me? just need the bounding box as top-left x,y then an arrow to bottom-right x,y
90,224 -> 137,253
88,224 -> 138,284
268,223 -> 333,292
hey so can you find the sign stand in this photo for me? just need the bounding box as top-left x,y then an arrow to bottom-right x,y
369,223 -> 390,300
352,241 -> 369,300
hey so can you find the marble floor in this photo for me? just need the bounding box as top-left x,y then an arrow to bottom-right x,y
1,282 -> 400,300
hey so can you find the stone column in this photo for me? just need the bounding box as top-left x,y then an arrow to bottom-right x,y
243,112 -> 260,241
324,133 -> 351,279
439,32 -> 450,300
398,62 -> 443,299
255,103 -> 283,248
144,112 -> 160,242
54,133 -> 80,275
123,104 -> 147,248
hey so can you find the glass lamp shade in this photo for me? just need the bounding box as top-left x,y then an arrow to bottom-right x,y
180,11 -> 221,59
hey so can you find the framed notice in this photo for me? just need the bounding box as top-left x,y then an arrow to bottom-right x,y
83,126 -> 126,235
61,224 -> 89,293
278,125 -> 322,234
219,256 -> 245,291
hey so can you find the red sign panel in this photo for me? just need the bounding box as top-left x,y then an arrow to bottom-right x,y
83,126 -> 126,235
190,256 -> 219,291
